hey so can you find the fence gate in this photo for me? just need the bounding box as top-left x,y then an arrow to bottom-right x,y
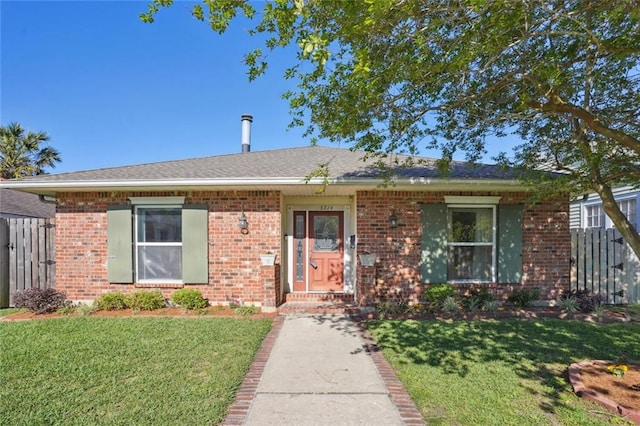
570,228 -> 640,304
0,218 -> 56,308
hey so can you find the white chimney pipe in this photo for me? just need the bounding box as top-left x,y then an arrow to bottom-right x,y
241,114 -> 253,153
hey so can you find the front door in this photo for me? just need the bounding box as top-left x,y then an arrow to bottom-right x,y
293,211 -> 344,292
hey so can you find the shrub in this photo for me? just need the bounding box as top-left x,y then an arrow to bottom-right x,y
127,290 -> 165,311
463,297 -> 481,312
375,300 -> 409,319
507,287 -> 540,308
94,292 -> 129,311
75,303 -> 95,316
423,283 -> 455,311
482,299 -> 499,313
441,295 -> 460,313
561,289 -> 603,313
171,289 -> 208,310
13,288 -> 70,314
558,296 -> 579,314
57,304 -> 77,315
461,288 -> 495,312
230,304 -> 260,316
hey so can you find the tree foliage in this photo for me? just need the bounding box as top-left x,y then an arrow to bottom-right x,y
142,0 -> 640,257
0,122 -> 61,179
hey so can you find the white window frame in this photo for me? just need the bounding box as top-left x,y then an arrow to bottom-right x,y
617,198 -> 637,229
133,202 -> 183,284
584,203 -> 605,228
446,204 -> 497,284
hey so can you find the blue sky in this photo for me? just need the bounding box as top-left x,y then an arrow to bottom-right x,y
2,1 -> 517,174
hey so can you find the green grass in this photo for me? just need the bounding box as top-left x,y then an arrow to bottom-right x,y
0,317 -> 272,425
368,318 -> 640,425
0,308 -> 25,317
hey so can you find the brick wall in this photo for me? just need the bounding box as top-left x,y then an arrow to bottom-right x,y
55,191 -> 281,307
53,188 -> 570,308
355,190 -> 570,304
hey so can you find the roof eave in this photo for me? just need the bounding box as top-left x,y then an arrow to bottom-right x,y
0,176 -> 526,197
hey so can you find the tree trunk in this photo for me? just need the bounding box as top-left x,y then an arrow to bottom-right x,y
592,182 -> 640,260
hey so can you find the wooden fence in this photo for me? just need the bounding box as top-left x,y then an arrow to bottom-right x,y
0,218 -> 56,307
570,228 -> 640,304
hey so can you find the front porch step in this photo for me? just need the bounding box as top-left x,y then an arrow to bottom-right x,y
284,292 -> 355,304
278,292 -> 360,315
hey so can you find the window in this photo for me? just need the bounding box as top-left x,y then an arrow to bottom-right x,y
617,198 -> 637,229
585,204 -> 605,228
135,206 -> 182,282
447,207 -> 495,282
107,200 -> 208,284
421,202 -> 522,285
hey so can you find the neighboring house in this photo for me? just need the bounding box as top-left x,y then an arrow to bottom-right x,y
0,118 -> 570,310
0,188 -> 55,218
570,186 -> 639,230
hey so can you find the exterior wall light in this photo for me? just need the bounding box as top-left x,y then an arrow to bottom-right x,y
389,211 -> 398,228
239,210 -> 249,234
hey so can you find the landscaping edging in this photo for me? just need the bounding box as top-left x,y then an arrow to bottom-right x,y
569,360 -> 640,424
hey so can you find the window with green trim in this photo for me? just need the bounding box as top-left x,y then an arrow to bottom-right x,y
135,206 -> 182,282
447,207 -> 495,282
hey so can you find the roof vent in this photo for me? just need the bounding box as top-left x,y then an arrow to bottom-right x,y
241,114 -> 253,153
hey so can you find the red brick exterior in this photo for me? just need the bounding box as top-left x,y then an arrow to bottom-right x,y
55,191 -> 281,307
53,189 -> 569,308
354,191 -> 570,305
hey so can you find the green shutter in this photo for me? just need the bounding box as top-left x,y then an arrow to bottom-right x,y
107,206 -> 133,283
497,205 -> 523,283
421,204 -> 448,283
182,205 -> 209,284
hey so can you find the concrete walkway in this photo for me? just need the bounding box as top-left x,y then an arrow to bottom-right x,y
222,314 -> 424,425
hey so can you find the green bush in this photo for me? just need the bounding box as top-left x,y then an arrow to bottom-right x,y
230,304 -> 260,316
171,289 -> 208,310
461,287 -> 495,312
441,296 -> 460,313
75,303 -> 96,316
375,300 -> 410,319
13,288 -> 70,314
57,304 -> 77,315
558,296 -> 579,314
94,292 -> 129,311
482,299 -> 499,313
507,287 -> 540,308
127,290 -> 165,311
562,289 -> 604,313
423,283 -> 455,311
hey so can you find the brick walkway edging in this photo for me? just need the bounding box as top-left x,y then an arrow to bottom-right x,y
355,319 -> 426,425
221,315 -> 285,426
220,314 -> 425,425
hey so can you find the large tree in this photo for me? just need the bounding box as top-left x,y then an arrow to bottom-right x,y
0,122 -> 61,179
142,0 -> 640,257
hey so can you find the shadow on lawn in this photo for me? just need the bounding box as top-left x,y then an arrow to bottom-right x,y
367,318 -> 640,416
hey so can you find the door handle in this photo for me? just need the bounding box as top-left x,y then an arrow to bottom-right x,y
309,260 -> 318,269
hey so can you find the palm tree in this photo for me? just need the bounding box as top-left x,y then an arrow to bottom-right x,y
0,122 -> 61,179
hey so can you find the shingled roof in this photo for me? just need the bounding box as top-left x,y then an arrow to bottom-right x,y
0,146 -> 523,196
0,188 -> 55,218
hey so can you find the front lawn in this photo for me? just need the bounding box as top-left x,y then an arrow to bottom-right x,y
0,308 -> 24,317
368,318 -> 640,425
0,317 -> 272,425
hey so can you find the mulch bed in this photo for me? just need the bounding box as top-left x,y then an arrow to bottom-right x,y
2,306 -> 278,321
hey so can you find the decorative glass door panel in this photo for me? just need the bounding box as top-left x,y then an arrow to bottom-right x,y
308,211 -> 344,292
293,212 -> 307,291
